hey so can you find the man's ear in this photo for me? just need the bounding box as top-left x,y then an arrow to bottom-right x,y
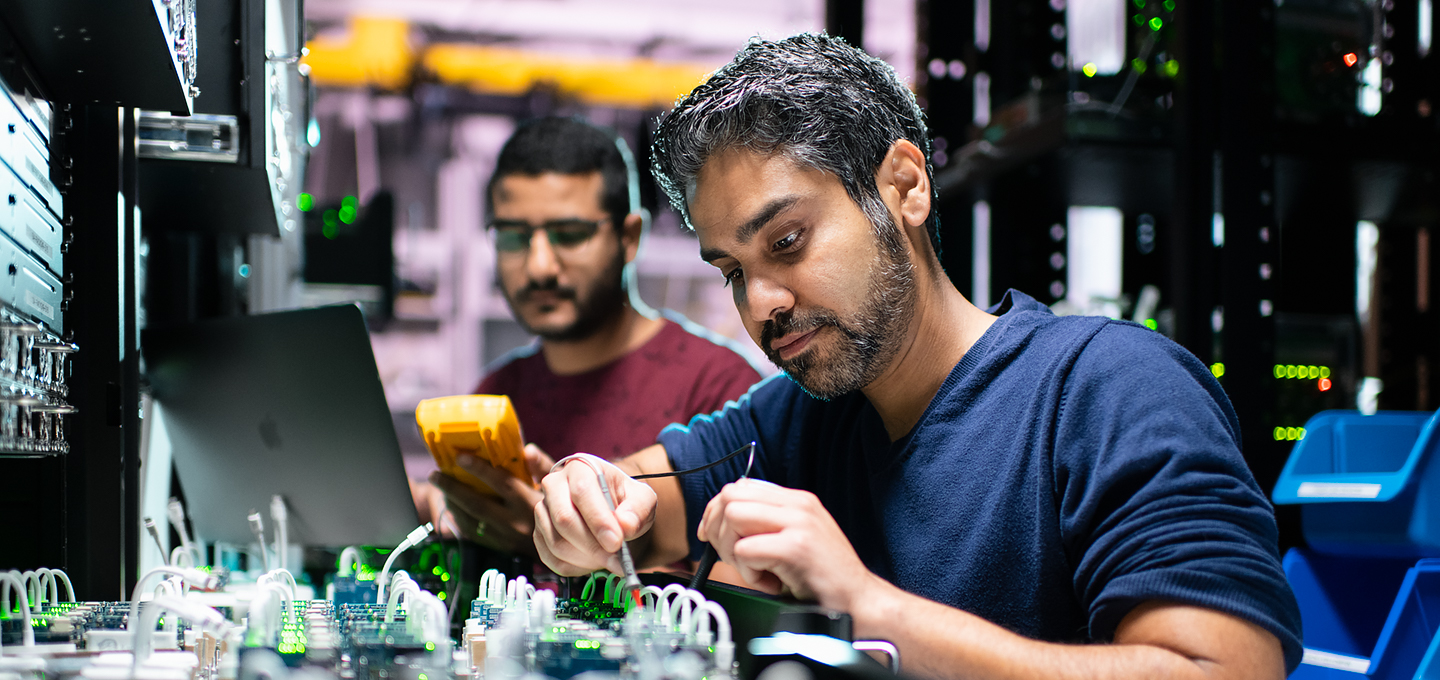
879,139 -> 931,234
621,212 -> 645,265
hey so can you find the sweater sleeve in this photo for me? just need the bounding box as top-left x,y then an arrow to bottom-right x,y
656,373 -> 808,559
1054,323 -> 1303,673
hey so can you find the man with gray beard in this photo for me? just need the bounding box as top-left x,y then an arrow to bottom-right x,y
532,35 -> 1302,680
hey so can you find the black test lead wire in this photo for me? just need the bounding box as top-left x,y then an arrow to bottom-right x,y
687,441 -> 756,590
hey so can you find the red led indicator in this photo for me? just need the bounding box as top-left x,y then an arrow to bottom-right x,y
1343,53 -> 1359,67
1319,377 -> 1333,392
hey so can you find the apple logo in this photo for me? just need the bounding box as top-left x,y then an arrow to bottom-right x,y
258,414 -> 282,450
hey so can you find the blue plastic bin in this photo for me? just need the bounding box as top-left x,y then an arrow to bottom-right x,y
1285,549 -> 1440,680
1273,410 -> 1440,557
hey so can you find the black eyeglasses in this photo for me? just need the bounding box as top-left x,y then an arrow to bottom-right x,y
489,218 -> 607,253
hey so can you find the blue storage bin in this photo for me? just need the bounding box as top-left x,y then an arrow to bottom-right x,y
1273,410 -> 1440,557
1285,549 -> 1440,680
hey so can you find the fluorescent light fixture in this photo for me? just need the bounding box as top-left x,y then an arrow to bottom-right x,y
975,0 -> 991,52
973,201 -> 991,309
1359,58 -> 1383,116
1357,220 -> 1379,325
1067,206 -> 1124,317
974,72 -> 992,127
1421,0 -> 1433,57
1066,0 -> 1126,75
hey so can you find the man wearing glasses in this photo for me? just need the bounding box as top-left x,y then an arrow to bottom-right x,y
427,117 -> 762,554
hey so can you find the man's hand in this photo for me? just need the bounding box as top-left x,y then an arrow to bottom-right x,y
429,443 -> 553,555
533,455 -> 658,577
697,478 -> 874,608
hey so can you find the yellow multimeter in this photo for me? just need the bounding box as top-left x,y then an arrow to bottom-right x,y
415,395 -> 535,498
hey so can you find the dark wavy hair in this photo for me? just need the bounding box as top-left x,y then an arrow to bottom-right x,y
487,116 -> 636,229
650,33 -> 939,256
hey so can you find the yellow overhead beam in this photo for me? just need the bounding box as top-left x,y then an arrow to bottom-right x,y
422,44 -> 714,109
301,17 -> 716,109
302,17 -> 416,91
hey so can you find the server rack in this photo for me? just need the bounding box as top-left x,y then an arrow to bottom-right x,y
922,0 -> 1440,549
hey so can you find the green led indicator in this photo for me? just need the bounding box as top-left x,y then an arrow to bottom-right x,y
432,566 -> 442,576
1149,17 -> 1163,30
1163,60 -> 1180,77
1273,426 -> 1307,442
298,193 -> 313,212
1143,318 -> 1157,330
1163,0 -> 1175,10
1210,362 -> 1225,378
323,210 -> 339,239
1082,63 -> 1098,77
1132,59 -> 1148,74
1132,0 -> 1145,7
425,642 -> 436,651
438,591 -> 447,601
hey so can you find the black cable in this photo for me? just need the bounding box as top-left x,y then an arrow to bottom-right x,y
631,442 -> 752,479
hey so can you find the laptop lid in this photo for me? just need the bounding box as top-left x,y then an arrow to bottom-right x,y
144,304 -> 420,547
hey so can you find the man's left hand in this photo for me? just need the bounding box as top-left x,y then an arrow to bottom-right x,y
697,478 -> 878,610
430,443 -> 553,555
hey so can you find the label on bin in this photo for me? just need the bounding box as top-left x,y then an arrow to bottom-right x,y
1300,648 -> 1370,673
1296,482 -> 1382,499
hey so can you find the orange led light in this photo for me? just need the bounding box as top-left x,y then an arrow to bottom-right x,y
1343,53 -> 1359,67
1319,377 -> 1333,392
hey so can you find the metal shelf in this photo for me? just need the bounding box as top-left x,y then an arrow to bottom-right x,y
0,0 -> 194,113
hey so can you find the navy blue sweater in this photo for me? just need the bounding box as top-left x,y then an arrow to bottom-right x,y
658,290 -> 1303,672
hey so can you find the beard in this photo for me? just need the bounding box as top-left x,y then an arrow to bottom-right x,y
504,247 -> 627,343
759,220 -> 918,400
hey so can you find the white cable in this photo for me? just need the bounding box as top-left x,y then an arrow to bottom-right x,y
247,510 -> 270,573
674,589 -> 707,638
33,569 -> 56,607
376,522 -> 433,604
658,584 -> 687,629
167,497 -> 203,567
385,578 -> 422,623
638,585 -> 664,623
21,571 -> 39,613
126,566 -> 220,633
696,601 -> 734,669
479,569 -> 502,605
131,596 -> 227,668
529,589 -> 555,630
489,571 -> 506,603
246,584 -> 285,649
170,546 -> 194,568
270,496 -> 288,572
40,568 -> 74,602
0,571 -> 34,649
338,547 -> 363,577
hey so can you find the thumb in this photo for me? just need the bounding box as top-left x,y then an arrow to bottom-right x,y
524,443 -> 554,480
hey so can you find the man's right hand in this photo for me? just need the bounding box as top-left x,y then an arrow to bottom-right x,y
533,455 -> 658,576
430,443 -> 552,555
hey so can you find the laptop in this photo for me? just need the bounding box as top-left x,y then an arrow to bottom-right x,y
144,305 -> 420,547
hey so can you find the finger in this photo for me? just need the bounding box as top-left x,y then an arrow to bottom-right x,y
730,533 -> 801,595
533,498 -> 603,576
524,444 -> 555,481
538,471 -> 612,563
720,501 -> 794,538
433,472 -> 514,523
457,454 -> 527,499
561,467 -> 627,553
611,477 -> 656,539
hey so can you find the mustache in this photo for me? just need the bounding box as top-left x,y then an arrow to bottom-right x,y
516,278 -> 577,302
760,307 -> 841,355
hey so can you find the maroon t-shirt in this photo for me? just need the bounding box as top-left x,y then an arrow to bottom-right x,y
475,316 -> 764,461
